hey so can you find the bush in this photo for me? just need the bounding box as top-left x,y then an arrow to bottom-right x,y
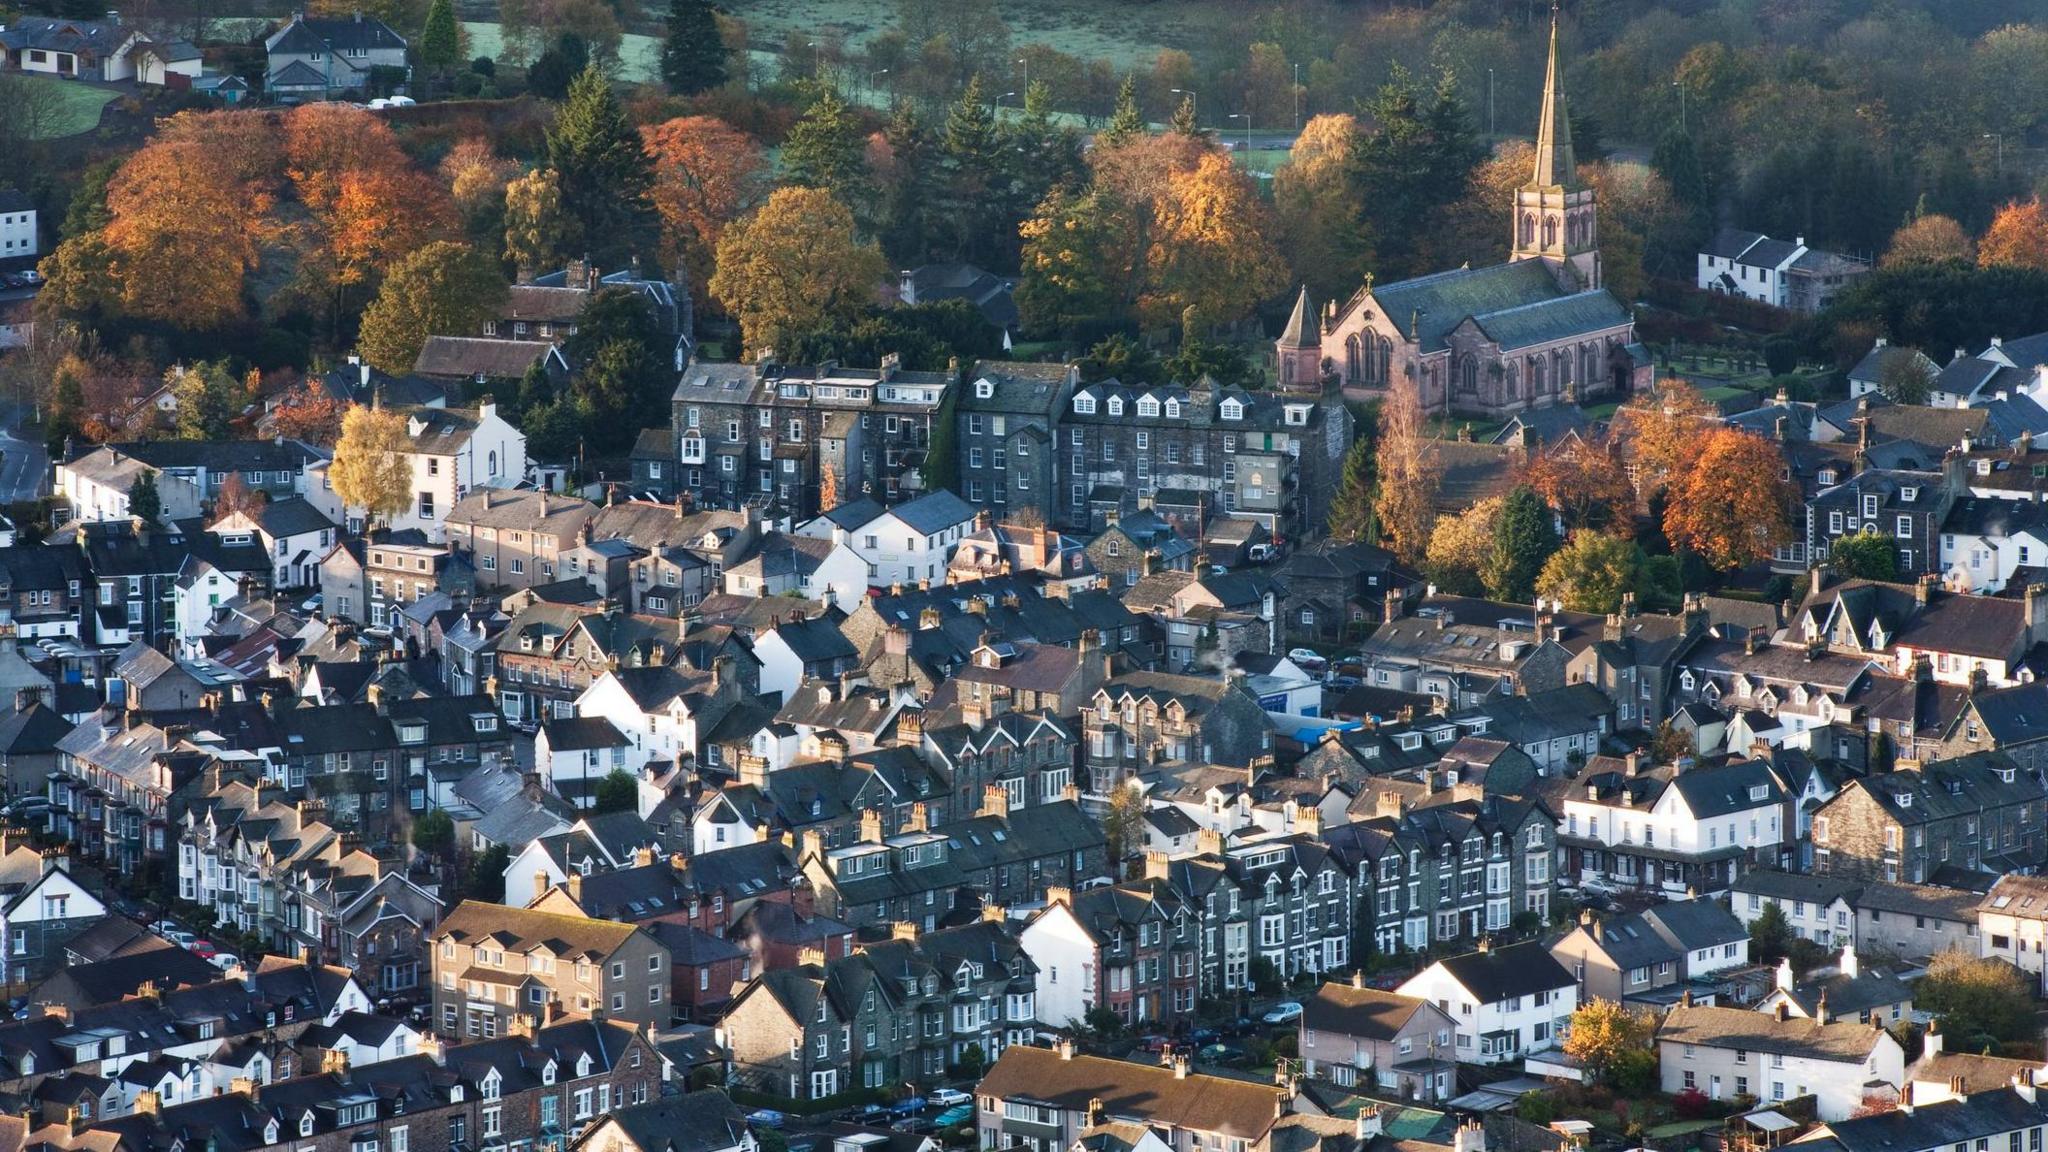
470,55 -> 495,77
1515,1093 -> 1558,1124
1764,336 -> 1799,375
1673,1088 -> 1713,1120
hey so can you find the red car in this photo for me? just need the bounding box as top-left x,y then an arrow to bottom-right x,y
188,940 -> 218,960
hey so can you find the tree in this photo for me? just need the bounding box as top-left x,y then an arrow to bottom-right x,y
1016,186 -> 1131,341
1619,380 -> 1718,496
564,289 -> 669,455
875,103 -> 939,264
1884,213 -> 1975,267
819,464 -> 840,512
94,132 -> 269,330
1425,497 -> 1502,598
934,74 -> 1003,265
411,807 -> 455,854
1345,68 -> 1483,280
1979,198 -> 2048,271
709,187 -> 888,356
419,0 -> 462,78
1917,950 -> 2039,1052
504,168 -> 569,275
781,87 -> 869,209
546,64 -> 659,268
170,361 -> 243,440
215,471 -> 266,520
641,116 -> 768,298
1275,113 -> 1361,303
1144,152 -> 1289,331
1482,487 -> 1560,603
1876,351 -> 1935,405
1831,530 -> 1898,581
1664,428 -> 1796,570
329,405 -> 414,527
1101,73 -> 1143,143
1561,1000 -> 1651,1086
660,0 -> 727,95
464,842 -> 510,902
357,241 -> 509,374
272,383 -> 347,445
1100,782 -> 1146,879
1537,532 -> 1647,614
127,470 -> 163,522
1519,448 -> 1633,536
593,768 -> 638,813
1749,900 -> 1794,967
1327,435 -> 1376,544
526,32 -> 589,100
1372,385 -> 1442,565
1168,93 -> 1200,137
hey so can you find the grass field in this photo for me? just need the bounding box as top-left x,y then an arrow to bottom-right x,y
22,78 -> 117,139
728,0 -> 1213,71
461,21 -> 665,83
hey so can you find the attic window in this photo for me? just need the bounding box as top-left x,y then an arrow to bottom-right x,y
1818,469 -> 1838,485
1220,399 -> 1244,420
1165,399 -> 1181,418
1901,487 -> 1918,503
1137,397 -> 1160,417
1074,396 -> 1096,415
1107,396 -> 1124,417
975,380 -> 993,399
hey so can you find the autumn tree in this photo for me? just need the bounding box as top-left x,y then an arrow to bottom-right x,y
1918,949 -> 2039,1053
1016,186 -> 1131,341
330,405 -> 413,527
1144,151 -> 1288,332
1425,496 -> 1503,598
356,241 -> 510,375
660,0 -> 727,95
1884,212 -> 1975,267
1618,380 -> 1718,497
1327,435 -> 1375,544
641,116 -> 768,299
1100,781 -> 1146,879
1483,487 -> 1561,603
1537,532 -> 1647,614
1664,428 -> 1796,570
214,471 -> 266,520
127,470 -> 163,522
504,168 -> 569,275
443,139 -> 519,220
709,187 -> 888,356
1562,1000 -> 1651,1087
819,464 -> 840,512
170,361 -> 244,440
1274,113 -> 1360,303
546,64 -> 659,268
1519,447 -> 1635,536
271,383 -> 348,445
1372,385 -> 1441,565
91,123 -> 276,329
1979,198 -> 2048,271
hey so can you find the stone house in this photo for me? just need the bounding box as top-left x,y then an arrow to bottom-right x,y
955,361 -> 1078,519
443,488 -> 598,592
1811,752 -> 2044,883
1019,879 -> 1199,1030
264,12 -> 408,98
1080,671 -> 1273,799
1323,795 -> 1557,954
1655,999 -> 1904,1121
429,901 -> 670,1038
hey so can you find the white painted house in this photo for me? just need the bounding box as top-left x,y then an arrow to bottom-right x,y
1730,871 -> 1860,949
0,189 -> 36,260
207,498 -> 338,590
307,404 -> 524,541
533,716 -> 634,809
1394,939 -> 1578,1064
798,490 -> 979,588
1939,498 -> 2048,595
56,447 -> 205,524
1558,757 -> 1788,895
0,852 -> 107,985
1656,999 -> 1904,1121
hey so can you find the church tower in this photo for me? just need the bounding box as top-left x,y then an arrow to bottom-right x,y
1511,6 -> 1600,291
1274,287 -> 1323,394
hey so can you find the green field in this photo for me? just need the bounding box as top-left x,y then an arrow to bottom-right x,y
22,78 -> 116,139
461,21 -> 665,83
727,0 -> 1210,71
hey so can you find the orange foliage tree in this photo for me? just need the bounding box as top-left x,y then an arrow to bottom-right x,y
271,382 -> 349,446
283,104 -> 455,326
1617,380 -> 1719,497
1519,446 -> 1636,536
100,134 -> 274,330
641,115 -> 770,303
1663,428 -> 1796,570
1143,151 -> 1289,331
1979,197 -> 2048,271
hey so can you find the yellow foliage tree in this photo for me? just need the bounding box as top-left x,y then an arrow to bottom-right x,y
1663,427 -> 1796,570
1562,999 -> 1651,1083
1979,197 -> 2048,271
1883,213 -> 1975,267
709,186 -> 887,357
1143,151 -> 1289,331
1371,386 -> 1442,565
329,405 -> 414,528
504,168 -> 569,276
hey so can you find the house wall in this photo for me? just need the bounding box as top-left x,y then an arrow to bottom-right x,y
1657,1037 -> 1903,1121
1017,905 -> 1097,1029
0,205 -> 35,259
1298,1002 -> 1456,1099
1397,966 -> 1576,1063
1977,910 -> 2048,981
1732,889 -> 1856,948
1857,904 -> 1977,963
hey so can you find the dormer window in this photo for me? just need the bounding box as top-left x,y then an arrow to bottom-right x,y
1165,399 -> 1181,418
1901,487 -> 1918,503
975,379 -> 993,399
1074,396 -> 1096,415
1220,399 -> 1244,420
1107,396 -> 1124,416
1137,397 -> 1159,417
1819,469 -> 1838,486
300,1114 -> 316,1138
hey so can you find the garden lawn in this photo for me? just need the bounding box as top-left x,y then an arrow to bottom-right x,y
26,78 -> 116,139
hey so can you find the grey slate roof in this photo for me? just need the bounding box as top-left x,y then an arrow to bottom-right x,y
1659,1002 -> 1890,1063
888,489 -> 978,535
1818,1085 -> 2048,1152
1431,940 -> 1574,1004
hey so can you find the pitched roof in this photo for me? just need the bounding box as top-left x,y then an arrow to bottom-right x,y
976,1047 -> 1288,1139
1426,940 -> 1574,1004
1279,287 -> 1315,347
593,1089 -> 751,1152
434,899 -> 640,959
887,489 -> 979,535
1301,982 -> 1436,1041
1817,1085 -> 2048,1152
1658,1002 -> 1891,1062
414,336 -> 556,379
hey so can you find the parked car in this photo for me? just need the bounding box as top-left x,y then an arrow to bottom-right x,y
1326,675 -> 1361,691
1140,1033 -> 1173,1053
150,920 -> 181,938
1246,543 -> 1275,563
1261,1001 -> 1304,1025
1188,1027 -> 1221,1045
889,1098 -> 927,1119
1196,1043 -> 1248,1066
187,939 -> 218,960
209,953 -> 241,971
1287,648 -> 1326,668
933,1105 -> 974,1128
890,1119 -> 938,1136
747,1110 -> 788,1129
166,930 -> 197,949
929,1089 -> 972,1108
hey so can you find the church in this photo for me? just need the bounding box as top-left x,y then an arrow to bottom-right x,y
1275,12 -> 1652,417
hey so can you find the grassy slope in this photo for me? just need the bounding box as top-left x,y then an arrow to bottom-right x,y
24,78 -> 117,139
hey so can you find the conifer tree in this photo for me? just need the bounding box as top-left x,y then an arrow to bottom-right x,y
1102,74 -> 1144,143
419,0 -> 461,80
660,0 -> 728,95
782,87 -> 869,210
1327,436 -> 1375,544
1169,93 -> 1200,137
545,64 -> 659,267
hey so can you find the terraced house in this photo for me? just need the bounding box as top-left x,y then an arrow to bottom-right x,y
429,901 -> 670,1038
1080,671 -> 1273,799
1811,752 -> 2045,883
1020,879 -> 1200,1028
1324,794 -> 1557,954
1154,827 -> 1356,993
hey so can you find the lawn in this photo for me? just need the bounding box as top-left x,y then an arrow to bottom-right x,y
727,0 -> 1224,71
23,78 -> 116,139
462,21 -> 664,83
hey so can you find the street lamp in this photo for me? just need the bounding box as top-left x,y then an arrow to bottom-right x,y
998,90 -> 1018,116
1985,133 -> 2004,177
1293,62 -> 1302,129
1171,87 -> 1196,121
1016,56 -> 1028,87
870,67 -> 889,104
1228,111 -> 1252,154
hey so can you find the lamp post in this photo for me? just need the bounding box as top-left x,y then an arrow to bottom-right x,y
1984,133 -> 2004,177
997,90 -> 1018,117
1293,62 -> 1302,129
1228,111 -> 1251,155
870,67 -> 889,105
1171,86 -> 1196,123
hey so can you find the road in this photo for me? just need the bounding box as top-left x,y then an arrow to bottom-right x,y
0,403 -> 50,504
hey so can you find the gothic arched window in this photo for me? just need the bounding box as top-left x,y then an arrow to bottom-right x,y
1376,337 -> 1392,385
1531,357 -> 1547,395
1557,349 -> 1573,389
1521,213 -> 1535,246
1460,356 -> 1478,394
1505,364 -> 1520,400
1346,334 -> 1362,383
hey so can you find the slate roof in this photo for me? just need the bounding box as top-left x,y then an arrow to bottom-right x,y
1818,1085 -> 2048,1152
1733,870 -> 1861,905
905,263 -> 1018,330
976,1047 -> 1288,1139
1476,291 -> 1632,351
1641,897 -> 1748,952
267,13 -> 407,53
434,899 -> 637,959
765,616 -> 857,665
1658,1002 -> 1890,1063
1855,880 -> 1984,924
1428,940 -> 1574,1004
594,1089 -> 752,1152
962,360 -> 1074,414
1301,982 -> 1438,1041
445,488 -> 596,535
887,489 -> 978,535
541,715 -> 630,752
414,336 -> 556,379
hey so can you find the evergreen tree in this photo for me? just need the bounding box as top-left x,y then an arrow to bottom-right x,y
564,289 -> 668,454
545,63 -> 659,268
660,0 -> 728,96
127,470 -> 163,522
1345,67 -> 1483,280
1327,436 -> 1375,544
515,357 -> 555,417
996,81 -> 1082,271
45,364 -> 85,454
1482,486 -> 1560,603
781,87 -> 869,210
1169,93 -> 1200,137
938,75 -> 1001,263
526,32 -> 588,101
1101,73 -> 1143,143
419,0 -> 461,79
877,103 -> 937,263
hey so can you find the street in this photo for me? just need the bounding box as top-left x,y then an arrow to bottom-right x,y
0,403 -> 50,505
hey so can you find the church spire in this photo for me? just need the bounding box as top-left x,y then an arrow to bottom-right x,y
1530,3 -> 1578,191
1278,287 -> 1314,348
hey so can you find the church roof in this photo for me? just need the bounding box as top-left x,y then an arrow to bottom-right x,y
1369,259 -> 1568,356
1279,287 -> 1315,348
1475,291 -> 1631,352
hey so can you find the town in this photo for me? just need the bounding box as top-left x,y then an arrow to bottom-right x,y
3,3 -> 2048,1152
